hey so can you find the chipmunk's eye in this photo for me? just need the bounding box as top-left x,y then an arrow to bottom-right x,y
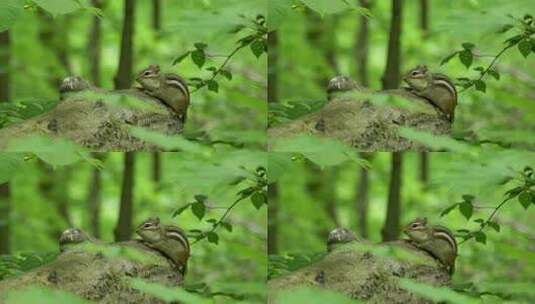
411,71 -> 420,76
143,71 -> 152,76
411,223 -> 419,228
143,223 -> 153,228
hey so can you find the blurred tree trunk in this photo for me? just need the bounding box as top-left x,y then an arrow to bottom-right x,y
419,152 -> 429,188
114,0 -> 135,89
38,164 -> 73,239
305,11 -> 339,87
267,31 -> 278,104
355,152 -> 373,238
355,0 -> 371,87
419,0 -> 429,39
152,152 -> 161,186
0,31 -> 11,254
306,165 -> 339,239
381,0 -> 403,90
268,183 -> 278,255
418,0 -> 430,185
382,152 -> 403,241
267,29 -> 279,254
152,0 -> 161,32
381,0 -> 403,241
115,152 -> 136,241
38,12 -> 72,87
87,153 -> 105,238
88,0 -> 103,86
0,183 -> 10,254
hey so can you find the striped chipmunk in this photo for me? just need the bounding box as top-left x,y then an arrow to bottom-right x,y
136,217 -> 190,275
403,64 -> 458,122
135,65 -> 191,122
403,217 -> 458,275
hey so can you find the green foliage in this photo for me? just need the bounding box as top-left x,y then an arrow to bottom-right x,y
0,0 -> 24,32
268,252 -> 325,279
130,278 -> 211,304
0,252 -> 57,280
5,287 -> 91,304
32,0 -> 81,17
275,287 -> 361,304
399,279 -> 479,304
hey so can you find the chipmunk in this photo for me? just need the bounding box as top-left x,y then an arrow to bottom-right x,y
403,217 -> 457,275
136,217 -> 190,275
135,65 -> 190,122
403,65 -> 457,122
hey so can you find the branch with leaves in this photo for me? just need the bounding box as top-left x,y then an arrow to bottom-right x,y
173,15 -> 267,94
172,167 -> 267,245
441,167 -> 535,245
441,14 -> 535,93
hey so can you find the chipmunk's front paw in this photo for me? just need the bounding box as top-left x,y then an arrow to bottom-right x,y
59,76 -> 91,95
59,228 -> 89,252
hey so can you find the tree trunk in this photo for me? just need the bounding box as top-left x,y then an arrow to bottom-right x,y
382,0 -> 403,90
323,168 -> 339,228
268,183 -> 278,255
87,153 -> 104,238
419,152 -> 429,189
382,152 -> 403,241
267,31 -> 278,104
152,152 -> 161,186
115,152 -> 136,241
355,152 -> 373,238
0,183 -> 10,254
114,0 -> 136,89
88,0 -> 103,86
419,0 -> 429,39
355,0 -> 371,87
152,0 -> 161,32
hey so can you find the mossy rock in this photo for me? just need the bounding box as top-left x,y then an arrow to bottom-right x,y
268,241 -> 451,304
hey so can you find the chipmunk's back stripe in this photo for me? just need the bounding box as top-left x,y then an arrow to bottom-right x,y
433,230 -> 457,255
166,230 -> 190,250
166,79 -> 190,99
433,78 -> 457,101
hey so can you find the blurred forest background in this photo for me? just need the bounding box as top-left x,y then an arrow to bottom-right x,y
268,151 -> 535,303
0,0 -> 266,150
0,152 -> 267,303
269,0 -> 535,150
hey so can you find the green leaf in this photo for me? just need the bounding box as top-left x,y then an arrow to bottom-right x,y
473,80 -> 486,92
398,128 -> 472,153
5,136 -> 82,166
191,201 -> 206,220
191,49 -> 206,68
172,203 -> 192,217
277,287 -> 358,304
496,24 -> 514,34
219,69 -> 232,80
194,194 -> 207,203
268,153 -> 294,183
440,203 -> 459,217
487,69 -> 500,80
462,42 -> 475,50
487,221 -> 500,232
172,51 -> 191,65
301,0 -> 352,16
194,42 -> 207,50
440,51 -> 458,66
0,153 -> 24,184
0,0 -> 24,32
206,79 -> 219,92
206,231 -> 219,244
458,49 -> 473,69
251,191 -> 267,209
473,231 -> 487,244
459,201 -> 473,220
6,287 -> 91,304
220,221 -> 233,232
518,40 -> 532,58
462,194 -> 475,202
250,39 -> 265,58
33,0 -> 81,16
399,279 -> 479,304
518,190 -> 532,209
